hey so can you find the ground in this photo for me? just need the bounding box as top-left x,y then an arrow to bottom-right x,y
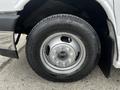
0,36 -> 120,90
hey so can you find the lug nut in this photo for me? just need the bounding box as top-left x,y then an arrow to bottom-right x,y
66,47 -> 70,51
56,61 -> 59,66
53,50 -> 57,53
63,62 -> 66,67
70,53 -> 74,56
68,59 -> 72,63
52,56 -> 55,59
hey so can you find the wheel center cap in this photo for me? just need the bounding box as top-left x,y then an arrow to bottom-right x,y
58,51 -> 68,60
49,44 -> 77,68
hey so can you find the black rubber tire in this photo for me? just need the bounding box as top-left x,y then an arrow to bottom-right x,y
26,14 -> 101,82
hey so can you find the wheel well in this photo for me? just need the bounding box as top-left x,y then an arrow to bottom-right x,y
16,0 -> 108,34
16,0 -> 113,76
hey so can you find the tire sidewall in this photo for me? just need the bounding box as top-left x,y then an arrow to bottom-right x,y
26,14 -> 100,81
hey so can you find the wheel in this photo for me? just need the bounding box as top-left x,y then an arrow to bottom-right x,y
26,14 -> 101,82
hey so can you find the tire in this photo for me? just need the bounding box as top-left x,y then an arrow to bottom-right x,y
26,14 -> 101,82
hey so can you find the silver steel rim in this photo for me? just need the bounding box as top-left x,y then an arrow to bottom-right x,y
40,32 -> 86,74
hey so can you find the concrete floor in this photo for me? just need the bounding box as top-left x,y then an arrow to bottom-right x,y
0,47 -> 120,90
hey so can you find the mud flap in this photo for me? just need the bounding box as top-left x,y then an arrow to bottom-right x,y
99,36 -> 113,77
99,20 -> 117,77
0,14 -> 19,58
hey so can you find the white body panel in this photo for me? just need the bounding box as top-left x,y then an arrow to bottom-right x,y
112,0 -> 120,68
0,0 -> 30,12
96,0 -> 120,68
0,0 -> 120,68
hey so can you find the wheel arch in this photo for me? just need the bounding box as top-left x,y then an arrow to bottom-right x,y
96,0 -> 118,77
15,0 -> 118,77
